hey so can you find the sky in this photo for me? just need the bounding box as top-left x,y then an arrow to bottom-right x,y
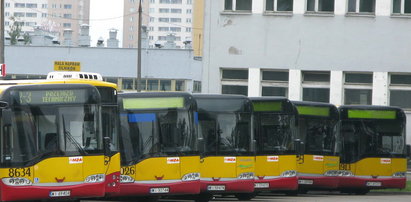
89,0 -> 124,47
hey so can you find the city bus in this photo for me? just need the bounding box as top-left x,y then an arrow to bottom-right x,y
0,71 -> 122,198
193,94 -> 255,201
0,83 -> 111,201
291,101 -> 341,192
117,92 -> 200,199
249,97 -> 298,194
338,105 -> 408,194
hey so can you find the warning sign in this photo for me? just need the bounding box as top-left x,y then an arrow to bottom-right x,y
54,61 -> 81,71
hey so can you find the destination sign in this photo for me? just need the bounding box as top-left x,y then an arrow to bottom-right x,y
16,89 -> 88,105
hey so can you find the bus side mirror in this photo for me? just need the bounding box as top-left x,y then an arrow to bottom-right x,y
198,137 -> 205,153
2,108 -> 12,164
407,145 -> 411,158
103,137 -> 111,156
294,139 -> 304,156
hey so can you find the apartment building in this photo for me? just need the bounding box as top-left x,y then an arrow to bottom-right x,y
202,0 -> 411,141
3,0 -> 90,45
123,0 -> 194,48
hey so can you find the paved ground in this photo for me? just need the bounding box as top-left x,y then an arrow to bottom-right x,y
83,191 -> 411,202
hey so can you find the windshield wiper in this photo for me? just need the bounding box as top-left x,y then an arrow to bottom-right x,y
62,115 -> 87,155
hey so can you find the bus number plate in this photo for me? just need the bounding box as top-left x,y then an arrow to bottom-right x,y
49,190 -> 70,197
298,179 -> 313,185
207,185 -> 226,191
366,182 -> 382,187
255,183 -> 269,188
150,187 -> 169,193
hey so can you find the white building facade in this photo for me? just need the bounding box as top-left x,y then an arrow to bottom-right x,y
3,0 -> 49,32
202,0 -> 411,143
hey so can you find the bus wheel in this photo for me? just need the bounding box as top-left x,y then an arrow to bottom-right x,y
195,193 -> 213,202
354,189 -> 369,195
285,190 -> 299,196
234,193 -> 255,200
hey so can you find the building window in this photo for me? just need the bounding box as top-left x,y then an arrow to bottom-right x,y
5,12 -> 10,17
159,27 -> 169,31
343,72 -> 372,105
224,0 -> 253,11
149,36 -> 154,40
171,18 -> 181,22
186,27 -> 192,32
5,3 -> 10,7
306,0 -> 334,13
176,80 -> 185,91
187,0 -> 193,4
393,0 -> 411,15
265,0 -> 293,12
222,85 -> 248,96
26,13 -> 37,18
15,3 -> 25,8
302,71 -> 330,103
193,81 -> 201,93
14,12 -> 25,17
159,17 -> 169,22
122,78 -> 134,90
222,69 -> 249,80
148,80 -> 159,91
26,3 -> 37,8
42,4 -> 48,9
171,8 -> 182,13
261,70 -> 289,97
186,18 -> 192,23
160,80 -> 172,91
170,27 -> 181,32
42,13 -> 48,18
389,74 -> 411,109
63,14 -> 72,19
64,4 -> 72,9
186,9 -> 192,14
159,8 -> 170,13
348,0 -> 375,14
63,23 -> 71,28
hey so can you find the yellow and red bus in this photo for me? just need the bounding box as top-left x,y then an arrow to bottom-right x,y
249,97 -> 298,194
193,94 -> 255,201
117,92 -> 200,199
0,83 -> 112,201
338,105 -> 407,194
0,72 -> 121,199
291,101 -> 341,192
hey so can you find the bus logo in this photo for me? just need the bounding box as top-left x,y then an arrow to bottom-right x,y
69,156 -> 83,164
380,158 -> 391,164
313,155 -> 324,161
224,157 -> 236,163
267,156 -> 279,162
167,157 -> 180,164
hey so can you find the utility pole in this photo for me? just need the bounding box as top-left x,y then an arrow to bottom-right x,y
136,0 -> 142,92
0,0 -> 5,65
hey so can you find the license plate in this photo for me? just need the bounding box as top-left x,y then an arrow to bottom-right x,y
366,181 -> 382,187
49,190 -> 71,197
298,179 -> 313,185
207,185 -> 226,191
255,183 -> 269,188
150,187 -> 169,193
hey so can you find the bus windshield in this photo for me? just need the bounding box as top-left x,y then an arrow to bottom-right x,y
120,109 -> 197,163
299,117 -> 339,156
257,113 -> 295,154
2,104 -> 101,167
199,112 -> 252,155
341,120 -> 405,163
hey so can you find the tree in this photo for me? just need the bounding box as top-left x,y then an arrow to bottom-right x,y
7,17 -> 22,45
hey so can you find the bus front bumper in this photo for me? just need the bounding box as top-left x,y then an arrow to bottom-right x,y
200,179 -> 254,193
254,176 -> 298,191
297,176 -> 339,189
115,180 -> 200,196
0,180 -> 105,201
339,176 -> 406,189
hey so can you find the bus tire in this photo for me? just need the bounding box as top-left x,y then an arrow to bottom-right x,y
354,189 -> 369,195
195,193 -> 213,202
234,193 -> 255,200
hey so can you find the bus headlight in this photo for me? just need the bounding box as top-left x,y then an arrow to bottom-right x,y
120,175 -> 135,183
238,172 -> 254,180
281,170 -> 297,178
392,172 -> 406,178
182,173 -> 200,181
2,177 -> 32,186
324,170 -> 340,177
85,174 -> 105,183
338,170 -> 354,177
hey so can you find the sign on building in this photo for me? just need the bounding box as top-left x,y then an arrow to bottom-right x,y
0,64 -> 6,77
54,61 -> 81,71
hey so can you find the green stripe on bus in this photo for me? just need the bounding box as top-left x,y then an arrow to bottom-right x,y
348,110 -> 396,119
296,106 -> 330,117
252,102 -> 282,112
123,97 -> 184,109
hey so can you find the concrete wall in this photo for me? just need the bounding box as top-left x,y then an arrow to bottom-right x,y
4,46 -> 202,81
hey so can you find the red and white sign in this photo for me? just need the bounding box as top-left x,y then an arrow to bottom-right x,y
69,156 -> 83,164
380,158 -> 391,164
267,156 -> 279,162
0,64 -> 6,77
313,155 -> 324,162
167,157 -> 180,164
224,157 -> 236,163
